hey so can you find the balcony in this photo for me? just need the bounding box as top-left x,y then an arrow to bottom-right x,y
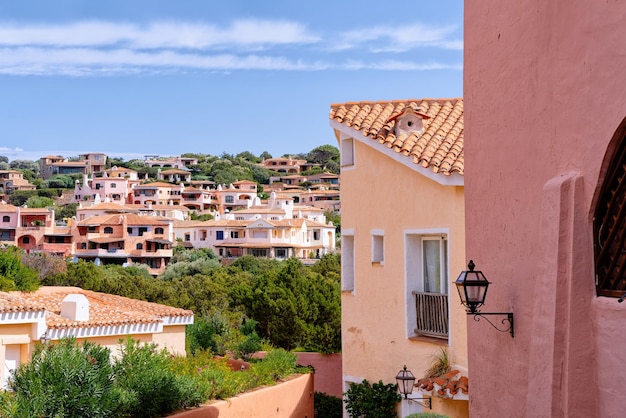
413,291 -> 449,339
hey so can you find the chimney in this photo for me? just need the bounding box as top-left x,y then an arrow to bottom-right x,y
60,294 -> 90,321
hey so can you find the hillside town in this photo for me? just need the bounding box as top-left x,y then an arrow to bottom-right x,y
0,152 -> 339,276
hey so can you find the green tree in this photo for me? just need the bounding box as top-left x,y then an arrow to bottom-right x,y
307,145 -> 340,174
0,155 -> 8,164
24,196 -> 54,208
0,246 -> 39,291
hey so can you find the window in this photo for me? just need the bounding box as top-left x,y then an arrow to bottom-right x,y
184,233 -> 190,241
313,229 -> 320,240
225,196 -> 234,204
371,230 -> 384,264
104,227 -> 113,234
340,137 -> 355,167
276,248 -> 287,258
88,226 -> 96,233
95,183 -> 101,190
22,237 -> 29,244
111,183 -> 116,188
342,230 -> 355,292
155,227 -> 164,235
216,231 -> 224,240
2,216 -> 9,223
405,232 -> 449,339
250,248 -> 268,257
252,231 -> 267,239
231,231 -> 239,239
136,243 -> 143,250
594,132 -> 626,296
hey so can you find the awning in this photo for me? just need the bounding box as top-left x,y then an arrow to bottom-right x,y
146,239 -> 173,245
88,237 -> 125,243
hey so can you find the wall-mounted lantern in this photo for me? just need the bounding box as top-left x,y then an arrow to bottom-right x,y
395,365 -> 432,409
455,260 -> 514,337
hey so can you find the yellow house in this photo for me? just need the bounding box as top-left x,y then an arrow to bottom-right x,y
0,287 -> 193,388
330,99 -> 468,417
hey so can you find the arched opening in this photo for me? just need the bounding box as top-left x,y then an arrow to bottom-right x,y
594,119 -> 626,297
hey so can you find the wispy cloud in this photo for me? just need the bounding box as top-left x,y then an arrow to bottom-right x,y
332,24 -> 463,52
0,20 -> 320,49
0,19 -> 462,76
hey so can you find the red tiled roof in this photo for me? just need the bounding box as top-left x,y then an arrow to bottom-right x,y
12,287 -> 192,330
330,98 -> 464,175
0,292 -> 45,313
416,369 -> 469,398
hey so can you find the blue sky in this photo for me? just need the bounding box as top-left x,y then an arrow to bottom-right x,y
0,0 -> 463,162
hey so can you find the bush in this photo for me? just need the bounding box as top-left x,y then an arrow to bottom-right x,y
9,338 -> 120,418
314,392 -> 342,418
113,337 -> 202,418
344,379 -> 401,418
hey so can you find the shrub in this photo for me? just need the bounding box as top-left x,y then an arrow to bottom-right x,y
9,338 -> 120,418
113,337 -> 202,418
344,379 -> 401,418
314,392 -> 342,418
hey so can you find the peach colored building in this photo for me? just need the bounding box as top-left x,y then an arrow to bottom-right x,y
330,99 -> 468,417
173,193 -> 336,262
0,170 -> 36,193
0,287 -> 192,388
463,1 -> 626,417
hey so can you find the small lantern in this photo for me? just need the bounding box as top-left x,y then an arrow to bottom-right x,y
455,260 -> 490,314
395,365 -> 416,399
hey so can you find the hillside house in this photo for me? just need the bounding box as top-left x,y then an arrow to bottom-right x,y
330,98 -> 468,417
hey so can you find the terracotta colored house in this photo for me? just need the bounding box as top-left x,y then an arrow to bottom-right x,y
463,1 -> 626,417
330,99 -> 468,417
0,287 -> 192,388
74,213 -> 173,275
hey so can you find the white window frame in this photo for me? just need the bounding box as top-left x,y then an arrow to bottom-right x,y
342,229 -> 355,292
340,137 -> 355,167
404,229 -> 450,339
371,229 -> 385,265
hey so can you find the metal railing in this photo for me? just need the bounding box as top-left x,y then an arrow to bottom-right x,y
413,291 -> 449,339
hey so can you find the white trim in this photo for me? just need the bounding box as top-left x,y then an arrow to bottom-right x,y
162,315 -> 194,326
0,310 -> 46,324
330,121 -> 463,186
404,228 -> 451,339
47,321 -> 163,341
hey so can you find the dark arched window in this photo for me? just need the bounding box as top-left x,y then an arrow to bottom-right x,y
104,227 -> 113,234
594,130 -> 626,297
2,216 -> 9,222
155,227 -> 164,235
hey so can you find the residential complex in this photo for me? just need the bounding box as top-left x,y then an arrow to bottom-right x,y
1,154 -> 339,274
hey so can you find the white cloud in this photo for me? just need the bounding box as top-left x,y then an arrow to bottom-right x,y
0,19 -> 320,49
333,23 -> 462,52
0,19 -> 462,76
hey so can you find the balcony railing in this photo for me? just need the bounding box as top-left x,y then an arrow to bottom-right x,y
413,291 -> 449,339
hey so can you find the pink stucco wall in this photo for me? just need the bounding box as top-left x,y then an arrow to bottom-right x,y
254,352 -> 342,398
168,373 -> 314,418
294,352 -> 342,398
465,1 -> 626,417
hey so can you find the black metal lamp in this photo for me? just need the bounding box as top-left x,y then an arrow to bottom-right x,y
39,330 -> 51,345
395,365 -> 432,409
455,260 -> 514,338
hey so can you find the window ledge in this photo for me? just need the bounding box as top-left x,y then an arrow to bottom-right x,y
408,335 -> 448,346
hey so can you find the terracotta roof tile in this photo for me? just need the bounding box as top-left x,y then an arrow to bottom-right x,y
12,287 -> 192,330
330,98 -> 464,175
416,368 -> 469,398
